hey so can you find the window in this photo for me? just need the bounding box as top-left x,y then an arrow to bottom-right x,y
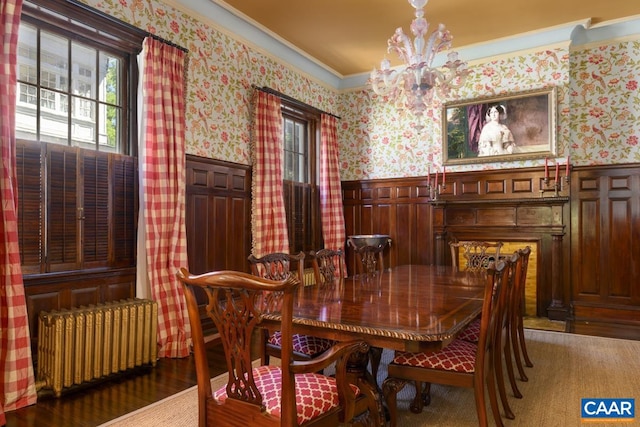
15,0 -> 145,275
281,103 -> 323,254
17,14 -> 126,152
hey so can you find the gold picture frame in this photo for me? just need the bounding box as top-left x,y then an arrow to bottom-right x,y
443,87 -> 557,165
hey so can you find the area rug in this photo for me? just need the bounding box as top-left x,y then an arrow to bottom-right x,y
99,329 -> 640,426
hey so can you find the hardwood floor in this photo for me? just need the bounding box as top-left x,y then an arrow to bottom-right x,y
5,343 -> 228,427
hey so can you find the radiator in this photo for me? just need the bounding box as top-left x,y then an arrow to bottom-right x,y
302,268 -> 316,286
37,298 -> 158,397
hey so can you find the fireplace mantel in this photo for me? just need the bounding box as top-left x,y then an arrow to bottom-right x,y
431,193 -> 570,320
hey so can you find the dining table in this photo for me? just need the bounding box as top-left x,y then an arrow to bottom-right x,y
261,264 -> 488,426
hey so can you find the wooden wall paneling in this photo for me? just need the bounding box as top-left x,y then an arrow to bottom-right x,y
228,196 -> 251,271
26,292 -> 61,353
415,201 -> 433,265
186,193 -> 211,275
24,268 -> 136,359
185,156 -> 251,275
394,202 -> 413,267
343,177 -> 438,270
569,165 -> 640,339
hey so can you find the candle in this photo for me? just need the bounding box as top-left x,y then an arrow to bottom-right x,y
443,166 -> 446,185
565,156 -> 570,176
427,165 -> 431,183
555,162 -> 559,182
545,157 -> 549,179
435,170 -> 439,188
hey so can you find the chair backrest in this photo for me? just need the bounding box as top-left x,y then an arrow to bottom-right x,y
449,240 -> 504,272
513,246 -> 531,316
177,269 -> 300,426
496,252 -> 522,337
247,251 -> 305,281
476,258 -> 511,367
310,249 -> 344,286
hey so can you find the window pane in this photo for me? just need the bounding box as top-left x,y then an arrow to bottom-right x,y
18,23 -> 37,62
284,151 -> 294,181
16,82 -> 38,141
72,42 -> 96,99
284,119 -> 293,151
71,96 -> 96,148
41,31 -> 68,92
295,122 -> 305,156
100,53 -> 120,105
99,103 -> 120,152
39,87 -> 68,145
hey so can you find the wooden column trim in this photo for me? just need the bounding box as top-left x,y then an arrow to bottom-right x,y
548,233 -> 567,320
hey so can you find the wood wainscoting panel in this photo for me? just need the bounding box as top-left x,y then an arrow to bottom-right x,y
517,206 -> 554,225
512,178 -> 534,193
446,208 -> 476,225
569,164 -> 640,340
485,179 -> 506,194
185,155 -> 251,274
476,207 -> 516,225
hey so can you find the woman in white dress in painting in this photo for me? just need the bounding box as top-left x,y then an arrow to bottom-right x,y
477,105 -> 516,157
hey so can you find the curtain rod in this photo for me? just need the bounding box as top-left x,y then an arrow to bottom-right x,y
145,33 -> 188,53
253,85 -> 340,120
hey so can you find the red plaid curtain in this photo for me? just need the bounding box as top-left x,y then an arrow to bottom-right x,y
0,0 -> 38,421
250,90 -> 289,256
137,37 -> 190,358
319,114 -> 347,274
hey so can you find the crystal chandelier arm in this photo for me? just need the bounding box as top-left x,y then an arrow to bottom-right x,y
388,28 -> 415,65
423,25 -> 452,66
369,0 -> 469,132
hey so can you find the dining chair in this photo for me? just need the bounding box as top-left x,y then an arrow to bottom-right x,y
511,246 -> 533,378
449,240 -> 504,272
247,252 -> 335,366
309,248 -> 345,286
381,259 -> 512,427
492,252 -> 523,421
310,248 -> 383,384
177,268 -> 374,427
450,240 -> 504,343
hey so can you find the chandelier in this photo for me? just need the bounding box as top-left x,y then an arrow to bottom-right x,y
370,0 -> 469,131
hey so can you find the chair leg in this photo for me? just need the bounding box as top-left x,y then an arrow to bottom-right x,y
382,377 -> 408,427
503,328 -> 523,399
494,331 -> 516,419
485,355 -> 504,427
510,318 -> 529,382
410,381 -> 427,414
369,346 -> 382,384
518,317 -> 534,367
260,329 -> 270,365
420,382 -> 432,407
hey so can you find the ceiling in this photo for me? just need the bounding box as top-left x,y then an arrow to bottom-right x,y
214,0 -> 640,77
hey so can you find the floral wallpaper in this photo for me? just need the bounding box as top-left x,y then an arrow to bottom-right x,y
88,0 -> 339,166
570,42 -> 640,165
87,0 -> 639,181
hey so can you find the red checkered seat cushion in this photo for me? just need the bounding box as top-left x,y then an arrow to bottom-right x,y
268,331 -> 335,356
392,338 -> 478,373
457,317 -> 481,343
213,365 -> 360,424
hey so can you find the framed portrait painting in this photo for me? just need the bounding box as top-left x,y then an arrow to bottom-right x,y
442,87 -> 557,165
